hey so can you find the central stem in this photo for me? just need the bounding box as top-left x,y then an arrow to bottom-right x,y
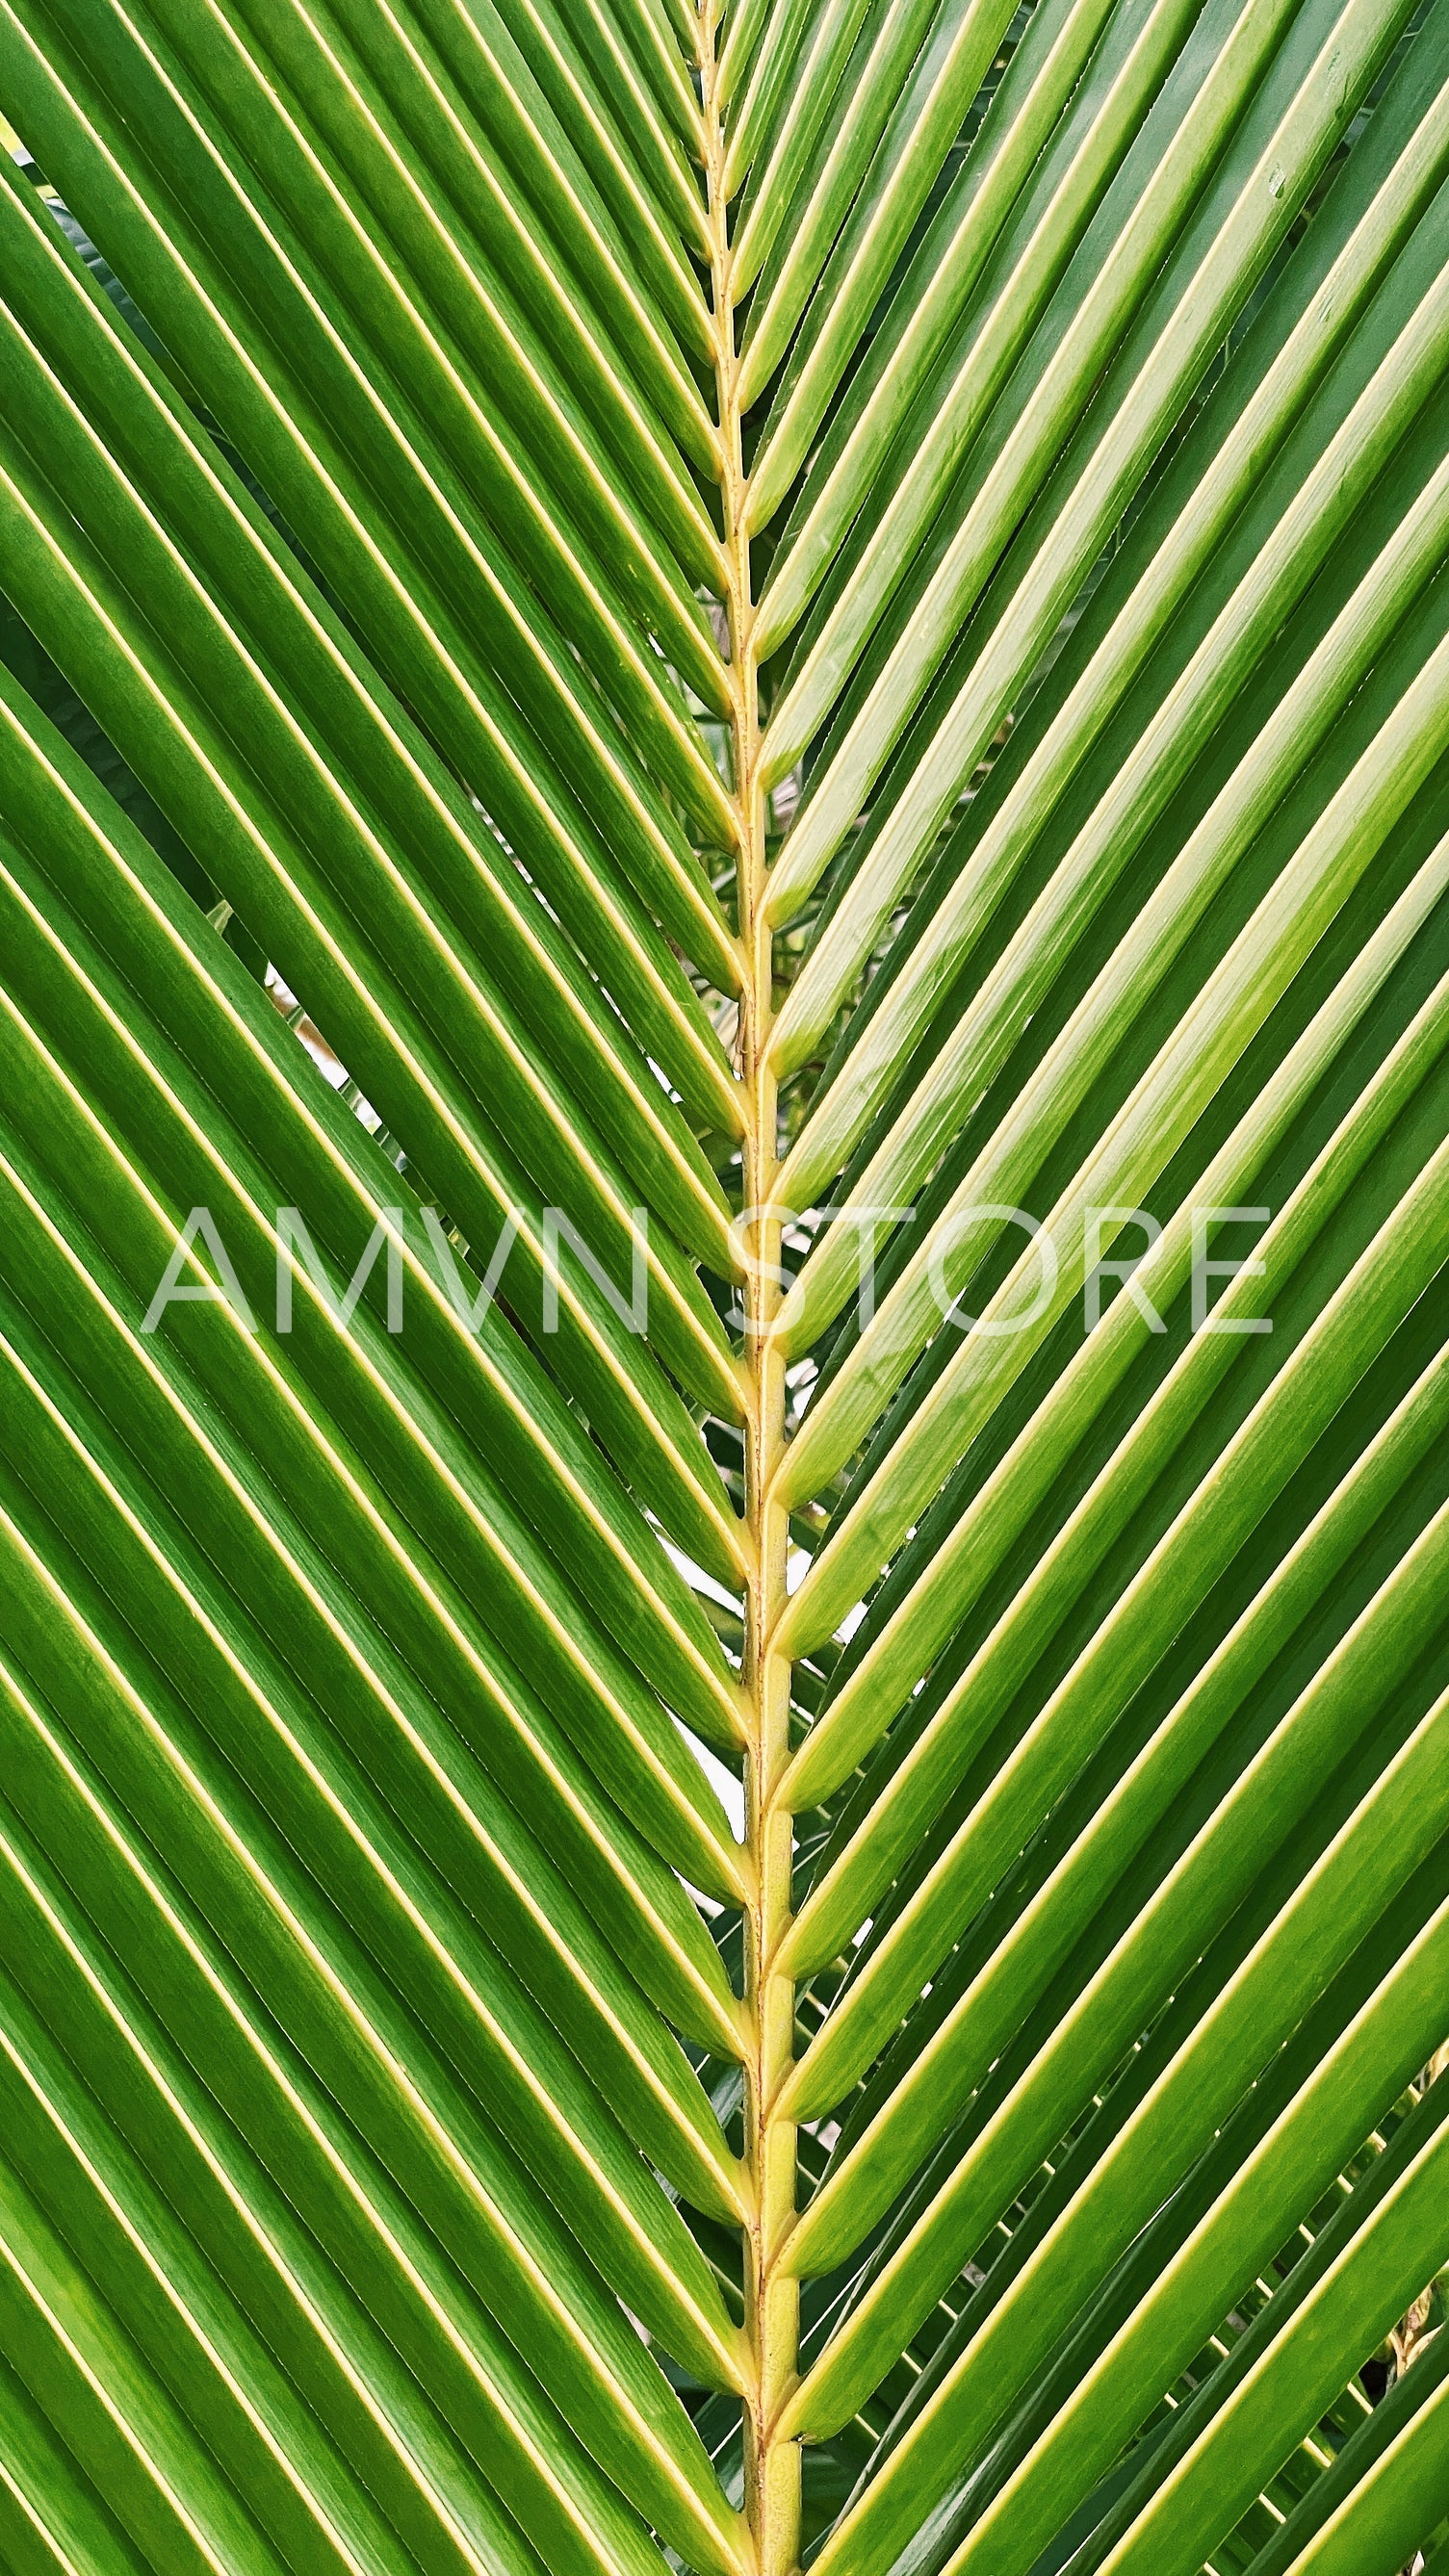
698,13 -> 800,2573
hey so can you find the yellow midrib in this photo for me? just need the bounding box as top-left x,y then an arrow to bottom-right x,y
697,8 -> 801,2571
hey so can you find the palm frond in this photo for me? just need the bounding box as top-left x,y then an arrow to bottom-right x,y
2,3 -> 1447,2572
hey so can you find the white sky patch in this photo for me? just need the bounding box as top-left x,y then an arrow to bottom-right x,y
687,1732 -> 746,1840
658,1533 -> 741,1621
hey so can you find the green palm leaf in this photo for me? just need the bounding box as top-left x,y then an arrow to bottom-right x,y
1,1 -> 1448,2572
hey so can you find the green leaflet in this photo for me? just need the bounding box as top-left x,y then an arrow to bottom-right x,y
0,152 -> 745,1238
782,876 -> 1449,1830
0,723 -> 751,1724
761,0 -> 1414,914
789,1267 -> 1449,2280
0,1971 -> 448,2576
0,1410 -> 746,2226
779,502 -> 1449,1631
0,1770 -> 697,2576
806,1713 -> 1449,2572
751,0 -> 1132,658
1088,2078 -> 1449,2573
738,0 -> 1023,459
772,39 -> 1449,1226
1242,2331 -> 1449,2576
0,31 -> 745,1014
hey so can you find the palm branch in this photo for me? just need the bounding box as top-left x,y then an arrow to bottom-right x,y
0,1 -> 1447,2571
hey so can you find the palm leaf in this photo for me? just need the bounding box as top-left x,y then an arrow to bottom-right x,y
1,2 -> 1448,2573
